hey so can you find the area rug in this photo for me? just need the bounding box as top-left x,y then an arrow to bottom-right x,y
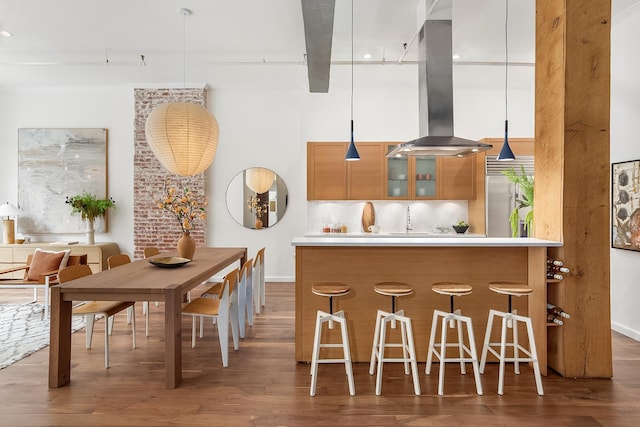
0,303 -> 85,370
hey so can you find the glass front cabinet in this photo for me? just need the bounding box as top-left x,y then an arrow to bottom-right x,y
385,144 -> 437,199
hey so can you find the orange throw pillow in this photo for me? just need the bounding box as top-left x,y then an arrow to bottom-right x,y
27,249 -> 71,281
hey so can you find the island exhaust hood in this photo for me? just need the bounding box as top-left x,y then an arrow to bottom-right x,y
387,16 -> 492,158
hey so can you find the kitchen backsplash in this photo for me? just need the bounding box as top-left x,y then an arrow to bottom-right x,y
307,200 -> 468,234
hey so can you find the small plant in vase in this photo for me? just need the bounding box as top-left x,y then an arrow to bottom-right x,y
453,220 -> 469,234
247,194 -> 268,229
156,178 -> 207,259
65,192 -> 115,244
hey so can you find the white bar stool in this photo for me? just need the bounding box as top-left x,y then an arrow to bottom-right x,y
309,283 -> 355,396
426,282 -> 483,395
369,282 -> 421,396
479,281 -> 544,396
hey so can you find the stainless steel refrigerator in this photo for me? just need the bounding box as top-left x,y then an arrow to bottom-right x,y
485,156 -> 534,237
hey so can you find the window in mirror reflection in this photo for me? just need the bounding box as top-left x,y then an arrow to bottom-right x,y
225,168 -> 288,229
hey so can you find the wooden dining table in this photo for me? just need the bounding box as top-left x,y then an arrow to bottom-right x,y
48,247 -> 247,389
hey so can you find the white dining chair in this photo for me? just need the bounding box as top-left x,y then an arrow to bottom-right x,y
183,268 -> 240,367
201,259 -> 253,338
108,254 -> 150,337
58,264 -> 137,369
143,247 -> 162,309
253,247 -> 265,314
241,258 -> 254,331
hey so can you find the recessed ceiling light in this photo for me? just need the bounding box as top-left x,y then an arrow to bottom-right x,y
0,30 -> 13,37
363,53 -> 372,60
452,54 -> 460,60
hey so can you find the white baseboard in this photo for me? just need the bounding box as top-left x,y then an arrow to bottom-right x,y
265,276 -> 295,283
611,321 -> 640,342
206,276 -> 294,283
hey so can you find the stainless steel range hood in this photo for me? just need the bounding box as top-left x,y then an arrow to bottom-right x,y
387,16 -> 492,158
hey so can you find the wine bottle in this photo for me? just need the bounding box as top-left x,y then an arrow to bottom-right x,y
547,303 -> 571,319
547,265 -> 570,273
547,272 -> 564,280
547,314 -> 564,325
547,257 -> 564,266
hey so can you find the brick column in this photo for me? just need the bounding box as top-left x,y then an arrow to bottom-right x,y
133,88 -> 208,260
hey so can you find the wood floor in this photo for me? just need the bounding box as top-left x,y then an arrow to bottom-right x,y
1,283 -> 640,426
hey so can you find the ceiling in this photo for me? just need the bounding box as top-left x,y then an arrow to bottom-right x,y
0,0 -> 638,89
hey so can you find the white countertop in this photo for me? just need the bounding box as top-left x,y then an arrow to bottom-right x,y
292,234 -> 562,247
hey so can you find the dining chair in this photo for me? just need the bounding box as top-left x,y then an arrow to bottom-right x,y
143,247 -> 161,308
107,254 -> 150,337
58,264 -> 137,369
204,259 -> 253,338
240,258 -> 254,333
253,247 -> 265,314
182,268 -> 240,367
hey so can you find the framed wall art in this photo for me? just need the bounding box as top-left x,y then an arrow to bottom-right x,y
17,128 -> 108,235
612,159 -> 640,251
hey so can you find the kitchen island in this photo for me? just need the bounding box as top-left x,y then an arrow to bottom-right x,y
292,236 -> 561,375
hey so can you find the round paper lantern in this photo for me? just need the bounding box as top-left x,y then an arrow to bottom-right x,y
246,168 -> 276,194
145,102 -> 219,176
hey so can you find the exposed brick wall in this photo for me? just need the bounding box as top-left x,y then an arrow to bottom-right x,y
133,88 -> 207,260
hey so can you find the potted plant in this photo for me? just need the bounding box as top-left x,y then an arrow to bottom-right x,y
65,192 -> 116,244
453,220 -> 469,234
502,166 -> 534,237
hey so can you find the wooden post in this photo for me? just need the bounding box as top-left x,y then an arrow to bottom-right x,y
534,0 -> 612,377
164,285 -> 183,388
48,286 -> 72,388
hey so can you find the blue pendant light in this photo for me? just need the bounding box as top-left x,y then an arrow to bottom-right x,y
345,0 -> 360,161
497,119 -> 515,161
497,0 -> 515,162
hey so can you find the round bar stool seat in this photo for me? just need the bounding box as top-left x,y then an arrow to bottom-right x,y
310,282 -> 355,397
374,282 -> 414,297
426,282 -> 483,395
312,283 -> 351,297
369,282 -> 420,396
480,281 -> 544,396
431,282 -> 473,297
488,281 -> 533,297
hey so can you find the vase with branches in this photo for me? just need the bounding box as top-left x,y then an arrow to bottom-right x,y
156,178 -> 207,259
247,194 -> 268,229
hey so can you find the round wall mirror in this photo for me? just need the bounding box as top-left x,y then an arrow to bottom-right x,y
225,168 -> 288,229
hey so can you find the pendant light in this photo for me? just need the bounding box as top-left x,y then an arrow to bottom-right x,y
345,0 -> 360,161
145,8 -> 219,176
246,167 -> 276,194
497,0 -> 515,161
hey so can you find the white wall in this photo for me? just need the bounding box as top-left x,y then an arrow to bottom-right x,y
0,62 -> 534,281
611,4 -> 640,340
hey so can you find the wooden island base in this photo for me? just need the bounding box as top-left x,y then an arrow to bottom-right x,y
294,243 -> 551,375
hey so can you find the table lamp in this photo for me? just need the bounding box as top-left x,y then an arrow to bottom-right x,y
0,202 -> 21,244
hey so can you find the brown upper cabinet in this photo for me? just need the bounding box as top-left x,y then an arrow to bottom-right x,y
347,143 -> 385,200
307,141 -> 475,201
307,142 -> 348,200
438,156 -> 475,200
307,142 -> 384,200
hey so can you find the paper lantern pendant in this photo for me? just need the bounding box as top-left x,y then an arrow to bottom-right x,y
145,102 -> 219,176
246,168 -> 276,194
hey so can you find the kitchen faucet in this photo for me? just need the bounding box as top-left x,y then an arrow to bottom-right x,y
406,206 -> 413,232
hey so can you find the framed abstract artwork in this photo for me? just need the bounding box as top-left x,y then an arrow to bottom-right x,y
612,159 -> 640,251
17,128 -> 108,235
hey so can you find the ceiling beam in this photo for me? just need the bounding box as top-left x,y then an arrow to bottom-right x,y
301,0 -> 335,93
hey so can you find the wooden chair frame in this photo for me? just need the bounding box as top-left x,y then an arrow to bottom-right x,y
0,253 -> 88,318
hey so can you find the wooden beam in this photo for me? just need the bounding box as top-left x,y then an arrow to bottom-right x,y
534,0 -> 612,377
